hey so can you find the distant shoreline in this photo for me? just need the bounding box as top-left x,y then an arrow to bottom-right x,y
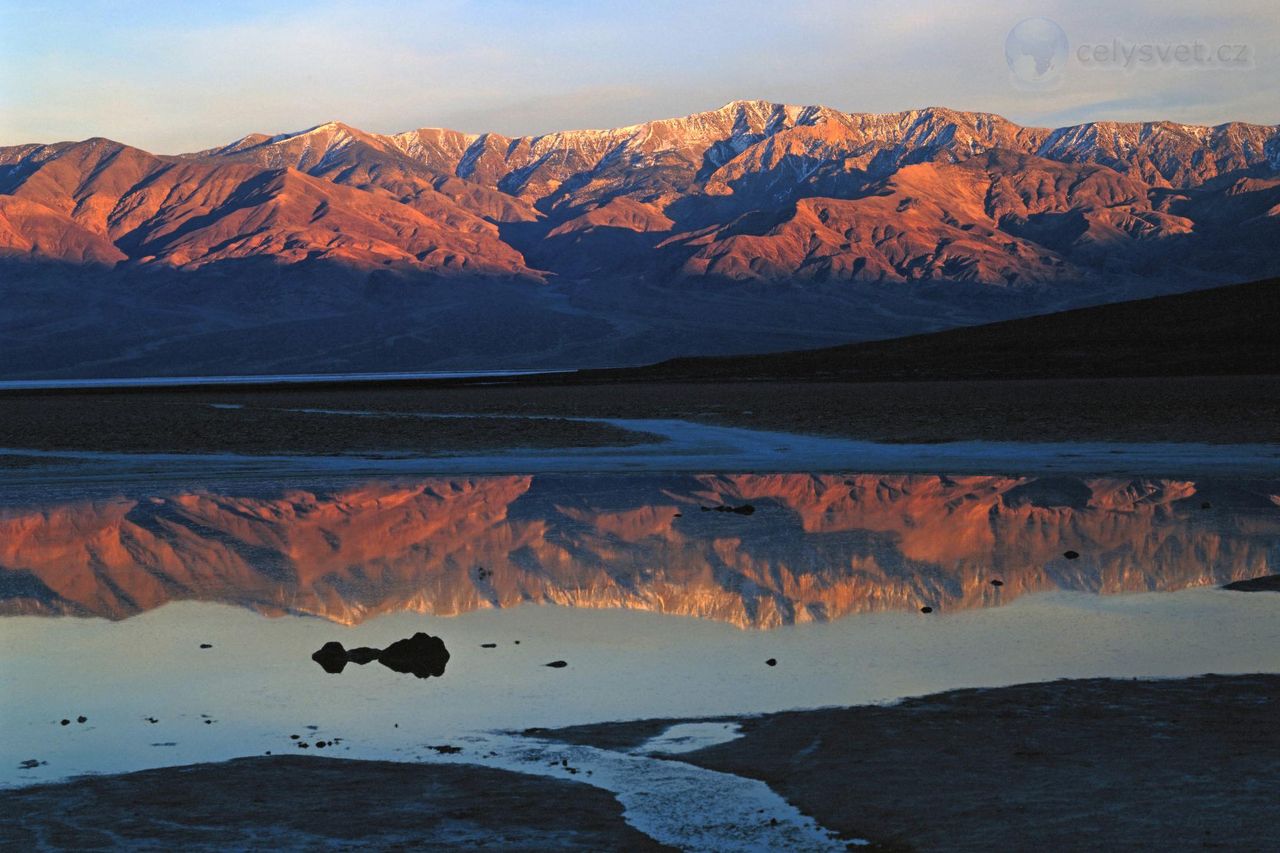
0,368 -> 574,393
1,376 -> 1277,461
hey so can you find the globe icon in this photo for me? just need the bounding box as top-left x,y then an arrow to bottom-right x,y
1005,18 -> 1068,87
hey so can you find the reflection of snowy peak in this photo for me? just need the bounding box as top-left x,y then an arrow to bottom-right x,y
2,474 -> 1275,627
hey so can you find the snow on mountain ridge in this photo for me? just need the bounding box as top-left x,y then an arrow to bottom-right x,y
175,100 -> 1278,196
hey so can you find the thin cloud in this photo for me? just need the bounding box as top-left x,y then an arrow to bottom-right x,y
0,0 -> 1274,152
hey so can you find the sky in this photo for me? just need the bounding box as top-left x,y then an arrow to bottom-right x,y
2,0 -> 1276,152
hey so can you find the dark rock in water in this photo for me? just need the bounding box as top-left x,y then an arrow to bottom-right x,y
673,512 -> 682,517
991,579 -> 1004,587
700,506 -> 711,512
430,744 -> 462,754
766,658 -> 777,667
315,741 -> 326,749
378,633 -> 451,679
145,717 -> 159,724
312,635 -> 449,679
1063,550 -> 1080,560
199,643 -> 213,649
545,660 -> 568,668
18,759 -> 44,769
712,503 -> 756,515
290,734 -> 300,740
76,716 -> 87,724
297,742 -> 309,749
480,643 -> 497,649
513,640 -> 521,645
346,647 -> 381,665
1201,501 -> 1212,510
1223,574 -> 1280,592
311,641 -> 351,674
920,606 -> 934,614
59,719 -> 70,726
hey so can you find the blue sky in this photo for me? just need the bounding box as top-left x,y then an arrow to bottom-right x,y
2,0 -> 1275,152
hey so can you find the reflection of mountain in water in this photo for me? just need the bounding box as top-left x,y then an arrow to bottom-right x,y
1,474 -> 1276,628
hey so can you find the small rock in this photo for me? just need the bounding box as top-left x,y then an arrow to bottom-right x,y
290,734 -> 300,740
76,716 -> 87,724
545,660 -> 568,668
1201,502 -> 1212,510
378,632 -> 451,679
513,640 -> 521,645
144,717 -> 159,724
765,658 -> 777,667
18,759 -> 43,769
1063,550 -> 1080,560
315,741 -> 326,749
431,744 -> 462,754
991,579 -> 1004,587
311,641 -> 350,674
480,643 -> 497,648
204,720 -> 213,725
920,606 -> 934,614
60,719 -> 70,726
346,647 -> 380,665
199,643 -> 213,649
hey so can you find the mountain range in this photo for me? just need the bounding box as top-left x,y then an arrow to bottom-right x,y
2,101 -> 1279,376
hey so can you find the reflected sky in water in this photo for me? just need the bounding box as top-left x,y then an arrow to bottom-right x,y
1,473 -> 1277,627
